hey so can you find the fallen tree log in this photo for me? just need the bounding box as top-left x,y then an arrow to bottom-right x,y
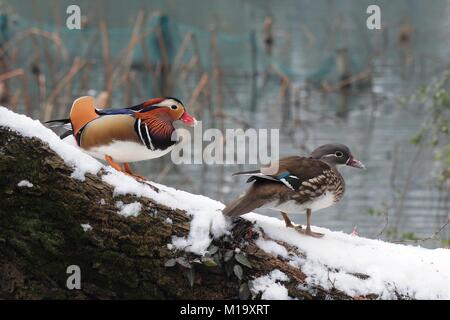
1,108 -> 450,300
0,126 -> 352,300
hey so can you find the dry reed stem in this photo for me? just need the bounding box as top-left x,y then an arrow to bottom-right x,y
99,20 -> 112,88
167,32 -> 194,91
0,69 -> 25,82
179,56 -> 199,82
321,69 -> 372,93
20,74 -> 32,116
0,28 -> 67,60
187,73 -> 209,115
10,88 -> 21,111
105,10 -> 147,106
43,58 -> 86,121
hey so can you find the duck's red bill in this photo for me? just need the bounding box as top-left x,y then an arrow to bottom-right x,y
180,112 -> 197,127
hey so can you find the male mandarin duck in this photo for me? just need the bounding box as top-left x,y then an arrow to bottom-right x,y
46,96 -> 196,179
222,144 -> 365,237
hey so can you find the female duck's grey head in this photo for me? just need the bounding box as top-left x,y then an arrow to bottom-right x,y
310,144 -> 365,169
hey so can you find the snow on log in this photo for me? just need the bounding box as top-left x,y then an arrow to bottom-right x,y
0,106 -> 449,300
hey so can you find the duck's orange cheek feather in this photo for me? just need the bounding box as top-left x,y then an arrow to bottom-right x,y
172,107 -> 185,120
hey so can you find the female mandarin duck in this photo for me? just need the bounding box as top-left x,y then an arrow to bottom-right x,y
47,96 -> 197,179
223,144 -> 365,237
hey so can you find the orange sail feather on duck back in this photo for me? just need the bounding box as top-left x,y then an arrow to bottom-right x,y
69,96 -> 99,136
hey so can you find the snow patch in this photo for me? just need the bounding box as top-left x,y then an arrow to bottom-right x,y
81,224 -> 92,232
116,201 -> 142,217
165,217 -> 173,224
102,170 -> 229,255
17,180 -> 33,188
245,213 -> 450,299
255,238 -> 289,259
251,269 -> 291,300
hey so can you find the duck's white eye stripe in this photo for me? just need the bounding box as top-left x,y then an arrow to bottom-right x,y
322,153 -> 336,158
136,119 -> 145,143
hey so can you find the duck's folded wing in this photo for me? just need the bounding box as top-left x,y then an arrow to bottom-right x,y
232,156 -> 330,191
247,171 -> 301,191
232,166 -> 301,192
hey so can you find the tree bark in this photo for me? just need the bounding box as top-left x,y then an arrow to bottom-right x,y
0,127 -> 356,300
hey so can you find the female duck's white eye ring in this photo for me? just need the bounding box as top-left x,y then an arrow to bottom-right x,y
335,151 -> 344,157
171,105 -> 178,110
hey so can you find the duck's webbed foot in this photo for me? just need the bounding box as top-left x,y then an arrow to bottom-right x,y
282,210 -> 325,238
105,155 -> 124,172
296,227 -> 325,238
281,212 -> 296,228
281,212 -> 307,233
123,163 -> 146,181
105,157 -> 147,181
300,208 -> 325,238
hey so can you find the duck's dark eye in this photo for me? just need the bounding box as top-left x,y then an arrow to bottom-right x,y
335,151 -> 344,157
171,105 -> 178,110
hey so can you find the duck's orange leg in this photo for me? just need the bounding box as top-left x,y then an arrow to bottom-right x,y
105,155 -> 124,172
123,162 -> 146,180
